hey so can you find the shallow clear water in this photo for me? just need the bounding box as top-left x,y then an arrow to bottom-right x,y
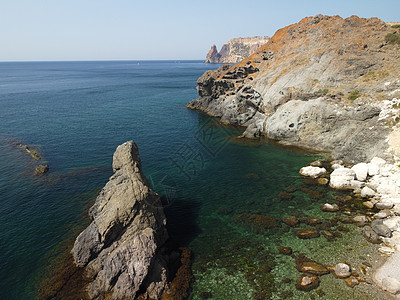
0,61 -> 382,299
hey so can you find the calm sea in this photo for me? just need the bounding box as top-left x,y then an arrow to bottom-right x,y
0,61 -> 376,299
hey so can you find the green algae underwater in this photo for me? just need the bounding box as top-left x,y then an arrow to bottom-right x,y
0,61 -> 384,299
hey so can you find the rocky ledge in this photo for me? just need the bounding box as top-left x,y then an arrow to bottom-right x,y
72,141 -> 190,299
300,157 -> 400,297
189,15 -> 400,163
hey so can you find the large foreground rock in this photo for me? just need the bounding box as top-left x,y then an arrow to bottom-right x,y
72,141 -> 170,299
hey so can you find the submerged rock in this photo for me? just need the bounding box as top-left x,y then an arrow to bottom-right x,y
35,164 -> 49,176
281,216 -> 299,227
320,203 -> 340,212
371,219 -> 392,237
295,228 -> 320,239
295,274 -> 320,291
71,141 -> 172,299
333,263 -> 352,278
299,262 -> 329,275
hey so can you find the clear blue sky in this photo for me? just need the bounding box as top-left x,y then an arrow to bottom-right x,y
1,0 -> 399,61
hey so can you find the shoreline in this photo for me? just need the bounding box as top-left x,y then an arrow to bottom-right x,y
299,156 -> 400,298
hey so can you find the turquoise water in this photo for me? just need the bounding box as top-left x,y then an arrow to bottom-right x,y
0,61 -> 380,299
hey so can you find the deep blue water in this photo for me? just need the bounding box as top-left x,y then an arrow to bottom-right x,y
0,61 -> 375,299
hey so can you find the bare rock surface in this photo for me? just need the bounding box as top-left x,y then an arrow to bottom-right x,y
205,37 -> 270,64
72,141 -> 170,299
189,15 -> 400,163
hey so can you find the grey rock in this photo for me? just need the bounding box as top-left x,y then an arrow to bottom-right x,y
363,226 -> 383,244
382,277 -> 400,294
371,219 -> 393,237
376,201 -> 394,210
361,186 -> 376,198
333,263 -> 352,278
72,141 -> 169,299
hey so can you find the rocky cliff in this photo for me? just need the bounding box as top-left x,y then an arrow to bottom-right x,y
189,15 -> 400,163
205,37 -> 270,64
72,141 -> 185,299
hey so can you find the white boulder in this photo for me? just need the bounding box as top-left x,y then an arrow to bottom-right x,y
361,186 -> 376,198
329,168 -> 356,189
299,166 -> 327,178
351,163 -> 369,181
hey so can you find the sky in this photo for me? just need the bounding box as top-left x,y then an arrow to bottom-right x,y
1,0 -> 399,61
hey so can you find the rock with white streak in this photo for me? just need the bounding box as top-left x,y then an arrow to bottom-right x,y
351,163 -> 369,181
299,166 -> 327,178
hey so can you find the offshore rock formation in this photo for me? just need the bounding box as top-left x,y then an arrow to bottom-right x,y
189,15 -> 400,163
205,37 -> 270,64
72,141 -> 174,299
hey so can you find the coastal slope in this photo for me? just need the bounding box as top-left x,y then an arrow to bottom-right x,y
189,15 -> 400,163
72,141 -> 175,299
205,37 -> 270,63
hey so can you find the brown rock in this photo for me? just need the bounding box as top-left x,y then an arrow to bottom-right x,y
282,216 -> 299,227
279,191 -> 294,200
317,178 -> 329,185
35,164 -> 49,176
299,262 -> 329,275
296,228 -> 320,239
277,246 -> 292,255
321,230 -> 335,241
295,274 -> 320,291
344,277 -> 359,288
301,217 -> 322,226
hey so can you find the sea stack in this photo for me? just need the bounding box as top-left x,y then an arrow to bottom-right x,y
72,141 -> 172,299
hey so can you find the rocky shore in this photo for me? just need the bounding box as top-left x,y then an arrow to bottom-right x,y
70,141 -> 192,299
300,157 -> 400,298
188,15 -> 400,163
188,14 -> 400,298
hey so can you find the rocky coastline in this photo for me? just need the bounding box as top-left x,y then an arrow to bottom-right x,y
188,14 -> 400,298
188,15 -> 400,163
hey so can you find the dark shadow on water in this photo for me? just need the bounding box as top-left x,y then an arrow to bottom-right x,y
163,196 -> 202,247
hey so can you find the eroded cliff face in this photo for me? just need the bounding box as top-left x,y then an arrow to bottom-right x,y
72,141 -> 175,299
205,37 -> 270,63
189,15 -> 400,163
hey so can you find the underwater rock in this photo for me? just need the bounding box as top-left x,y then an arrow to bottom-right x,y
277,246 -> 292,255
320,203 -> 340,212
309,160 -> 323,167
363,226 -> 383,244
301,217 -> 322,226
235,214 -> 280,232
295,228 -> 320,239
295,274 -> 320,291
321,230 -> 335,241
299,262 -> 329,276
279,191 -> 294,200
344,277 -> 359,288
35,164 -> 49,176
281,216 -> 299,227
316,178 -> 329,185
333,263 -> 352,278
